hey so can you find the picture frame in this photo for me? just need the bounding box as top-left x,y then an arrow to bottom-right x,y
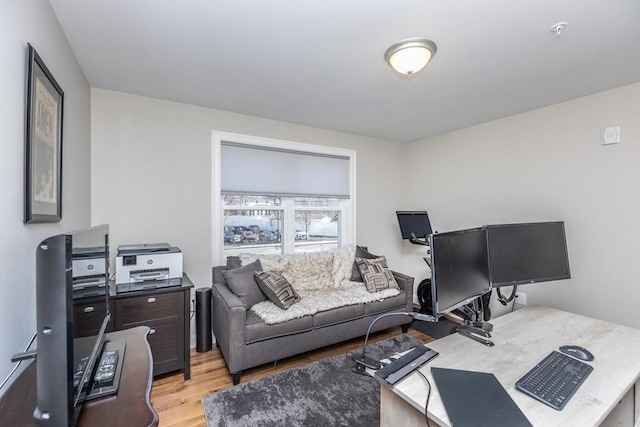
25,43 -> 64,223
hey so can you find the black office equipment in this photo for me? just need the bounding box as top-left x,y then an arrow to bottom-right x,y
432,368 -> 533,427
196,288 -> 213,352
516,350 -> 593,410
429,227 -> 492,318
428,227 -> 495,343
559,345 -> 594,361
80,340 -> 126,402
31,225 -> 112,426
396,211 -> 433,241
375,346 -> 439,385
486,221 -> 570,305
352,312 -> 436,374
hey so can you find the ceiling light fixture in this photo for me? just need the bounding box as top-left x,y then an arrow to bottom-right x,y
384,38 -> 437,75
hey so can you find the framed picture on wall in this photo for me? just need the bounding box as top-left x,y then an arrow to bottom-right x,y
25,43 -> 64,223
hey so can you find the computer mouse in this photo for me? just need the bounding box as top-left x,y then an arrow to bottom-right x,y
559,345 -> 594,361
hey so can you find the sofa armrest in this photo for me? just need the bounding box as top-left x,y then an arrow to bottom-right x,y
211,281 -> 247,374
392,270 -> 415,313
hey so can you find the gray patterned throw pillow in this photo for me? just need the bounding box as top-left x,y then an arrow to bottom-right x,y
350,246 -> 379,282
254,271 -> 301,310
355,256 -> 399,293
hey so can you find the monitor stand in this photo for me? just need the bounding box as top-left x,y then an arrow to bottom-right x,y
452,299 -> 494,346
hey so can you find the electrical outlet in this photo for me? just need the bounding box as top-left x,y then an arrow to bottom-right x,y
515,292 -> 527,305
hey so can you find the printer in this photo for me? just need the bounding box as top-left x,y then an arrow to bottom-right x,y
115,243 -> 183,293
72,246 -> 108,298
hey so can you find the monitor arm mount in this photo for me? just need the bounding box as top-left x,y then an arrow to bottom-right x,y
409,232 -> 430,247
452,297 -> 494,346
409,233 -> 432,267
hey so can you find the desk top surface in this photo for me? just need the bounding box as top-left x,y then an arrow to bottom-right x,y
0,326 -> 157,427
389,305 -> 640,427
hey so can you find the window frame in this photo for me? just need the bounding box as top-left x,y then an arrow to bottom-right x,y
212,131 -> 356,264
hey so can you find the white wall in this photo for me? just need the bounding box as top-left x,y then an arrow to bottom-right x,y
404,83 -> 640,328
90,89 -> 406,326
0,0 -> 92,393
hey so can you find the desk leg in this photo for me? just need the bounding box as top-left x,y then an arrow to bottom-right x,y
599,380 -> 639,427
380,385 -> 435,427
636,381 -> 639,427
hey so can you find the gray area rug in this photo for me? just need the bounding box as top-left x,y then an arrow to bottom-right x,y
202,334 -> 424,427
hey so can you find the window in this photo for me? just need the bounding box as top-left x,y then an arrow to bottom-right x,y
213,133 -> 355,262
222,195 -> 343,256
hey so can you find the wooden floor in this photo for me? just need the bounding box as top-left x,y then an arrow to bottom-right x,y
151,327 -> 435,427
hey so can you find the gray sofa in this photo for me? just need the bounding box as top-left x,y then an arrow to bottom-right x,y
211,248 -> 414,385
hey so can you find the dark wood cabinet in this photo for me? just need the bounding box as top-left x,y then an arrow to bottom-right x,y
73,275 -> 193,379
73,298 -> 115,337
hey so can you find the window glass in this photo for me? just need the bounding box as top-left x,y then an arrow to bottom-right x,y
223,207 -> 283,256
222,196 -> 341,256
294,208 -> 339,253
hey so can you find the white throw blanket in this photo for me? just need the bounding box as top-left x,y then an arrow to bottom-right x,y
250,281 -> 400,325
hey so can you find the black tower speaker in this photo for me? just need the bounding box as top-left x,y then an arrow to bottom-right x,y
195,287 -> 212,352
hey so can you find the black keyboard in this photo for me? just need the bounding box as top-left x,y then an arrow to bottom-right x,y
375,345 -> 439,385
516,350 -> 593,410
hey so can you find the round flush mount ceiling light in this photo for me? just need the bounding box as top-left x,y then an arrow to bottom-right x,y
384,38 -> 437,75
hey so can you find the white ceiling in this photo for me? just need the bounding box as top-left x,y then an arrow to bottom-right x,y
50,0 -> 640,143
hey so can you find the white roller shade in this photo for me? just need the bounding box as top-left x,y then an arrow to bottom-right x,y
221,142 -> 350,198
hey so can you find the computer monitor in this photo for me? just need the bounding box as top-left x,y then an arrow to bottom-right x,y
487,221 -> 570,288
429,227 -> 492,318
396,211 -> 433,240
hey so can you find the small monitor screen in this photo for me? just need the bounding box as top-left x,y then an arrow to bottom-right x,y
487,221 -> 570,288
396,211 -> 433,239
429,227 -> 491,317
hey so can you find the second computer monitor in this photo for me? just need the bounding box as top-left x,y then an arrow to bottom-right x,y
429,227 -> 491,318
487,221 -> 571,288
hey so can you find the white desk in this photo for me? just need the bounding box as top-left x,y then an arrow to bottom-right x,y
380,306 -> 640,427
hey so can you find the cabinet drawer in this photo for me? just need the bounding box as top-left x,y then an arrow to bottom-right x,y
74,299 -> 114,337
147,322 -> 185,376
114,292 -> 184,330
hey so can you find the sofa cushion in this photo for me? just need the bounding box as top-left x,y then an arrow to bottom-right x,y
350,246 -> 380,281
356,256 -> 399,292
226,255 -> 242,269
238,253 -> 290,273
254,271 -> 300,310
281,251 -> 335,291
239,251 -> 337,291
222,259 -> 266,308
312,303 -> 365,328
364,291 -> 407,315
245,311 -> 313,344
212,256 -> 243,285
